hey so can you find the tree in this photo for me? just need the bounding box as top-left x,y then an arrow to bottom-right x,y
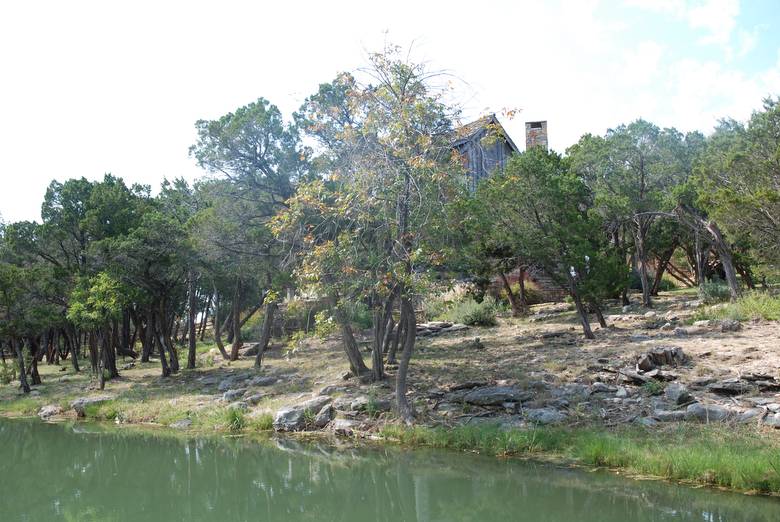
476,147 -> 626,338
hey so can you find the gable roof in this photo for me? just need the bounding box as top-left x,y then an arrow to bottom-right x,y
451,113 -> 520,153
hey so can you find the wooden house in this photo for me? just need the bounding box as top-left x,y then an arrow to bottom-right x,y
452,114 -> 520,192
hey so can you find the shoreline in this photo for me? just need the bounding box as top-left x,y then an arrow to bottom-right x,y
3,407 -> 780,498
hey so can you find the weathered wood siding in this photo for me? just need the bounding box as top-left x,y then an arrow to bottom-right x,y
455,130 -> 515,191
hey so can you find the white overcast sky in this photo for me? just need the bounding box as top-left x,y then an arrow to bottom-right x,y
1,0 -> 779,223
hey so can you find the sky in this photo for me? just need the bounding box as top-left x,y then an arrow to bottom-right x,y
1,0 -> 779,223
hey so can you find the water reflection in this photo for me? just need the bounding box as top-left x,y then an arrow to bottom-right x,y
0,419 -> 778,521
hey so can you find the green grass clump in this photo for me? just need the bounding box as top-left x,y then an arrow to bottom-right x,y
249,413 -> 274,431
442,297 -> 498,326
695,291 -> 780,322
225,408 -> 247,432
380,423 -> 780,494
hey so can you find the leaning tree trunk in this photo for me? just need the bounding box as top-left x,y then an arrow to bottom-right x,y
213,290 -> 230,360
567,274 -> 594,339
254,301 -> 277,369
88,331 -> 99,375
499,271 -> 523,317
187,269 -> 197,370
28,338 -> 42,385
387,314 -> 403,365
705,220 -> 741,301
13,338 -> 30,394
153,313 -> 171,378
651,241 -> 677,296
395,296 -> 417,423
330,298 -> 370,377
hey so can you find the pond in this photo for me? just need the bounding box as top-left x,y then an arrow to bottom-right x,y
1,418 -> 778,521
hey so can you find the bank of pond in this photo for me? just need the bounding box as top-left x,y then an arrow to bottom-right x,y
0,418 -> 778,521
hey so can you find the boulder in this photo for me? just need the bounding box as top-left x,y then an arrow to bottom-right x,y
313,404 -> 334,428
525,408 -> 566,425
588,382 -> 614,394
763,413 -> 780,428
318,385 -> 346,396
38,404 -> 63,420
239,343 -> 261,356
249,376 -> 277,387
169,418 -> 193,429
332,419 -> 359,436
222,388 -> 246,402
245,393 -> 264,405
218,376 -> 244,392
720,319 -> 742,333
637,417 -> 659,427
685,403 -> 731,423
70,396 -> 113,418
350,396 -> 392,413
693,320 -> 712,328
664,383 -> 693,405
273,396 -> 332,431
707,379 -> 752,396
737,408 -> 765,424
463,386 -> 533,406
653,409 -> 686,422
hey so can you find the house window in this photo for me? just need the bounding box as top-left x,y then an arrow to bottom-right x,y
530,122 -> 543,129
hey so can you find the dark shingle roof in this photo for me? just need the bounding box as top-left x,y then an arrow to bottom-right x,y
452,114 -> 520,152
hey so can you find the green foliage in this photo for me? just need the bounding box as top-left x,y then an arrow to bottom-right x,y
695,291 -> 780,322
313,310 -> 337,338
641,380 -> 665,396
249,412 -> 274,431
698,279 -> 732,304
0,359 -> 17,385
498,280 -> 544,306
442,297 -> 498,326
225,408 -> 247,433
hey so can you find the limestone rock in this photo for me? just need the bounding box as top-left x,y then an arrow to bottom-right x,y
70,396 -> 113,418
249,376 -> 277,387
222,388 -> 246,402
273,396 -> 332,431
245,393 -> 264,405
169,418 -> 193,429
463,386 -> 533,406
763,413 -> 780,428
737,408 -> 765,424
332,419 -> 359,436
314,404 -> 334,428
720,319 -> 742,333
525,408 -> 566,425
38,404 -> 63,420
707,379 -> 752,396
685,403 -> 731,422
350,396 -> 391,413
228,401 -> 248,411
653,409 -> 686,422
664,383 -> 693,405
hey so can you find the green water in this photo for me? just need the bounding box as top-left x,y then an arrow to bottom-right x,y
1,419 -> 778,521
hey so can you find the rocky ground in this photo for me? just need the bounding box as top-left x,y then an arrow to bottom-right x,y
7,290 -> 780,440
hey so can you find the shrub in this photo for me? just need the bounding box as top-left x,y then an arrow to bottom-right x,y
698,279 -> 731,304
696,291 -> 780,322
442,297 -> 498,326
313,310 -> 337,338
0,360 -> 17,385
498,280 -> 544,306
225,408 -> 246,432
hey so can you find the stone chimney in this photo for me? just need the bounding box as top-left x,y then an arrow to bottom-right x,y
525,121 -> 548,150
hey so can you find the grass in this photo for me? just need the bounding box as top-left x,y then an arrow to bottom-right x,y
380,423 -> 780,494
695,291 -> 780,322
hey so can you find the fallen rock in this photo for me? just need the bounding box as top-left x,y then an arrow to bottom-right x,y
350,396 -> 392,413
763,413 -> 780,428
685,403 -> 732,423
588,382 -> 615,394
708,379 -> 752,396
70,396 -> 113,418
121,362 -> 135,370
332,418 -> 359,436
463,386 -> 533,406
273,396 -> 332,431
653,409 -> 686,422
169,418 -> 193,429
737,408 -> 765,424
314,404 -> 334,428
228,401 -> 248,411
693,320 -> 712,328
222,388 -> 246,402
664,383 -> 693,405
249,376 -> 277,387
720,319 -> 742,332
525,408 -> 566,425
637,417 -> 659,427
38,405 -> 63,420
245,393 -> 264,405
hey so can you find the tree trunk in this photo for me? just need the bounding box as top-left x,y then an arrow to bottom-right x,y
187,269 -> 197,370
634,222 -> 652,307
29,338 -> 42,385
88,331 -> 99,374
387,315 -> 403,365
159,300 -> 179,373
568,274 -> 594,339
141,307 -> 154,362
705,220 -> 741,301
230,283 -> 242,361
67,326 -> 80,372
592,302 -> 607,328
154,311 -> 172,378
330,296 -> 369,377
254,301 -> 277,369
213,290 -> 230,360
199,292 -> 212,341
395,297 -> 416,423
651,242 -> 677,296
14,338 -> 30,394
499,271 -> 522,317
97,329 -> 106,390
